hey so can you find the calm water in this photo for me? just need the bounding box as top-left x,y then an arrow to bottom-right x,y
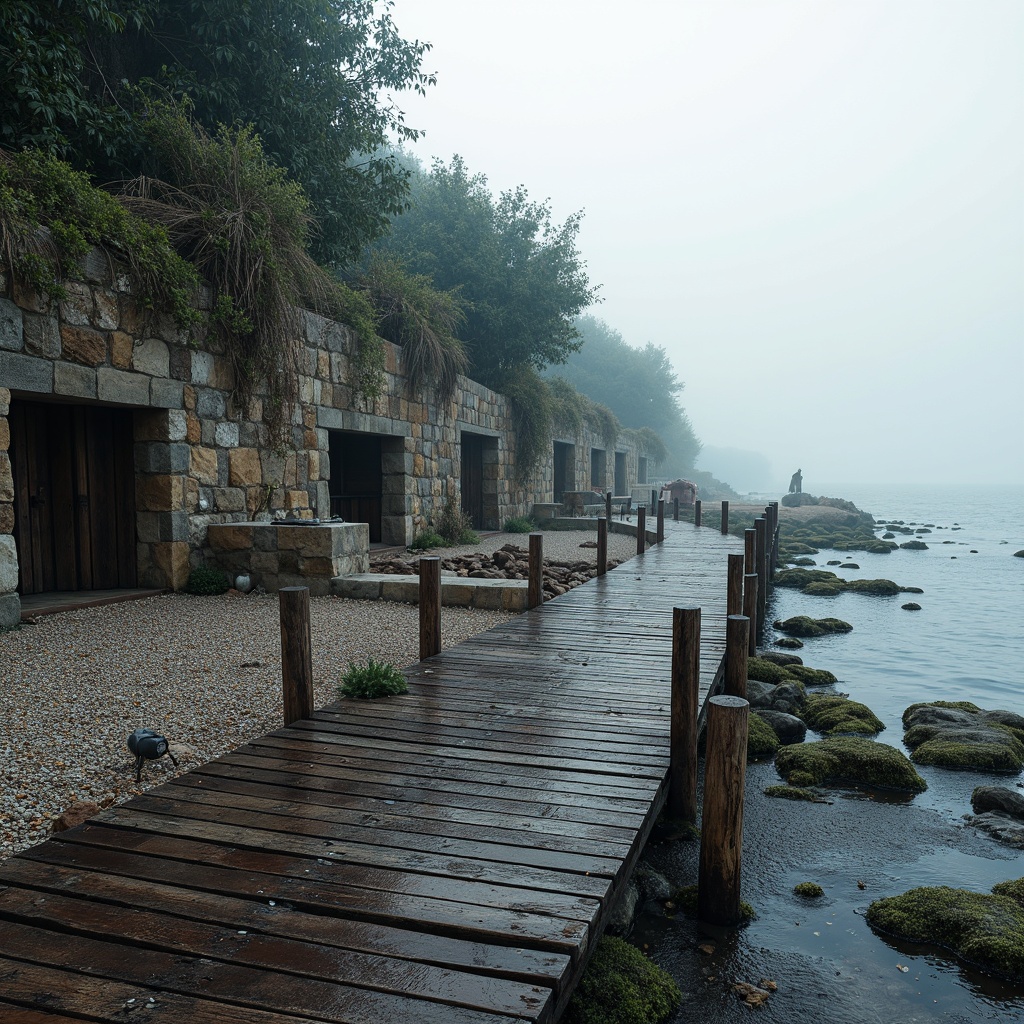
636,483 -> 1024,1023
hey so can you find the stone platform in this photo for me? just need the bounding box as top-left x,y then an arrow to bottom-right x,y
332,572 -> 528,611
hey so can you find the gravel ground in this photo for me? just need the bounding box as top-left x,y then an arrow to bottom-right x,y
0,529 -> 639,862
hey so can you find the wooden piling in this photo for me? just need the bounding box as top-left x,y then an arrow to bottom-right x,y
769,501 -> 780,574
744,528 -> 756,576
651,488 -> 658,512
597,516 -> 608,576
669,606 -> 700,823
698,694 -> 749,927
673,497 -> 679,522
694,498 -> 702,527
280,586 -> 313,726
743,572 -> 758,655
727,553 -> 743,616
656,498 -> 665,543
721,499 -> 730,534
418,556 -> 441,660
724,614 -> 749,699
605,490 -> 612,522
754,516 -> 767,623
528,533 -> 544,609
636,506 -> 646,554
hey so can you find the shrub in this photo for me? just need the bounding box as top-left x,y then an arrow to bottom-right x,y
504,516 -> 534,533
436,498 -> 475,545
338,659 -> 408,699
186,566 -> 230,595
409,530 -> 445,550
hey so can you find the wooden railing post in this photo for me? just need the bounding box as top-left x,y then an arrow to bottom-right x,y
698,695 -> 749,927
651,488 -> 658,511
721,499 -> 730,534
605,490 -> 612,522
636,506 -> 646,554
754,516 -> 767,626
280,586 -> 313,725
724,614 -> 749,699
694,498 -> 702,527
419,556 -> 441,660
744,528 -> 756,575
743,573 -> 758,655
669,606 -> 700,823
528,533 -> 544,608
597,516 -> 608,576
727,553 -> 743,616
673,497 -> 679,522
656,498 -> 665,543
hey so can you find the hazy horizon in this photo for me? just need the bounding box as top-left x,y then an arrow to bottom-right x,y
387,0 -> 1023,489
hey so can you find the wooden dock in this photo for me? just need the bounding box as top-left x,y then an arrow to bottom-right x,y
0,520 -> 743,1024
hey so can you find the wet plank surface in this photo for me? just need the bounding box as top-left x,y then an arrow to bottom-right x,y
0,521 -> 742,1023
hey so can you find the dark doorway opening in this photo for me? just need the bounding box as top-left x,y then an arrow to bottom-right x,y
461,433 -> 484,529
614,451 -> 627,494
10,400 -> 137,595
328,432 -> 382,542
638,456 -> 648,485
553,441 -> 575,503
590,448 -> 606,490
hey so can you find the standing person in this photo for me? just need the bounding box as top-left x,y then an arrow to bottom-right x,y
789,469 -> 802,493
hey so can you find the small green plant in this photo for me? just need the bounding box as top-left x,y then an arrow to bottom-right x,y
409,530 -> 445,550
503,515 -> 534,533
185,566 -> 230,595
436,498 -> 476,545
794,882 -> 825,898
338,659 -> 408,699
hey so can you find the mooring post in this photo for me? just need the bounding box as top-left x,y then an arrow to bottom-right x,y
280,586 -> 313,726
673,497 -> 680,522
721,499 -> 730,535
744,528 -> 756,575
636,506 -> 646,554
754,516 -> 767,625
669,606 -> 701,823
419,556 -> 441,660
698,694 -> 749,927
657,498 -> 665,543
597,516 -> 608,576
769,501 -> 780,574
727,553 -> 743,616
605,490 -> 612,522
528,533 -> 544,609
743,572 -> 758,654
694,498 -> 702,527
724,614 -> 750,699
651,488 -> 658,511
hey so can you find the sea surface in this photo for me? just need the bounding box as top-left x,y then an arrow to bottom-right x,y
635,482 -> 1024,1023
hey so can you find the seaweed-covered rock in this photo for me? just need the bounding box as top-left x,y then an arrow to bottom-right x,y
793,557 -> 817,566
801,694 -> 884,736
747,680 -> 806,715
969,787 -> 1024,848
826,559 -> 842,565
862,540 -> 897,554
902,602 -> 921,611
758,651 -> 803,668
794,882 -> 825,898
775,737 -> 927,792
839,562 -> 860,569
773,616 -> 853,638
804,581 -> 845,596
783,665 -> 838,687
1014,550 -> 1024,558
774,637 -> 805,650
845,578 -> 901,596
866,882 -> 1024,981
774,568 -> 842,590
749,713 -> 782,760
747,657 -> 793,685
756,710 -> 807,745
900,540 -> 929,550
902,703 -> 1024,772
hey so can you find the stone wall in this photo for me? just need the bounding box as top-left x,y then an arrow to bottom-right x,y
0,249 -> 644,610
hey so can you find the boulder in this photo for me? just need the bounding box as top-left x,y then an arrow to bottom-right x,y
748,713 -> 782,760
757,651 -> 803,668
773,615 -> 853,638
756,710 -> 807,745
903,702 -> 1024,772
775,737 -> 926,792
801,694 -> 884,736
774,637 -> 804,650
972,786 -> 1024,819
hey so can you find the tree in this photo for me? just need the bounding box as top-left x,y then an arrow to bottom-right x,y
0,0 -> 433,266
370,155 -> 599,385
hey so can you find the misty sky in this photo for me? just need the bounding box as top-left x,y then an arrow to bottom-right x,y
386,1 -> 1022,488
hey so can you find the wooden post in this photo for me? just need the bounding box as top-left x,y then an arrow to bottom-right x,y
597,516 -> 608,576
724,614 -> 749,699
636,506 -> 646,554
280,587 -> 313,726
528,533 -> 544,609
605,490 -> 612,522
743,573 -> 758,655
721,499 -> 730,535
698,695 -> 749,927
754,516 -> 767,624
744,528 -> 756,576
769,501 -> 780,574
727,553 -> 743,616
694,498 -> 702,527
656,498 -> 665,543
418,556 -> 441,660
673,497 -> 679,522
669,606 -> 700,823
651,488 -> 658,511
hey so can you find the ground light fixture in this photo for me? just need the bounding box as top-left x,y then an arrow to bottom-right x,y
127,728 -> 179,783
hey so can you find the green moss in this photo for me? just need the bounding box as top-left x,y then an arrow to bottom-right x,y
670,885 -> 756,923
186,566 -> 230,595
794,882 -> 825,898
793,557 -> 817,566
902,700 -> 981,724
910,737 -> 1024,773
774,568 -> 842,590
993,879 -> 1024,909
774,637 -> 805,650
845,578 -> 902,596
747,657 -> 791,685
866,882 -> 1024,981
773,616 -> 853,638
764,785 -> 822,802
775,737 -> 926,792
802,694 -> 884,736
784,665 -> 838,687
804,581 -> 845,596
748,713 -> 782,760
562,936 -> 681,1024
900,540 -> 929,550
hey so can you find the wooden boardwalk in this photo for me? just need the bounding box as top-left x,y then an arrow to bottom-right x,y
0,520 -> 742,1024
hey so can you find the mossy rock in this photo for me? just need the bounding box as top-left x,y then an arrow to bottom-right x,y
802,694 -> 884,736
804,581 -> 844,596
866,882 -> 1024,981
839,562 -> 860,569
784,665 -> 838,686
993,879 -> 1024,908
901,586 -> 924,593
747,657 -> 792,685
900,540 -> 929,550
845,578 -> 902,596
778,541 -> 820,556
563,936 -> 681,1024
1014,550 -> 1024,558
826,559 -> 842,565
774,616 -> 853,638
903,703 -> 1024,772
775,737 -> 926,792
774,637 -> 805,650
764,785 -> 823,802
882,532 -> 896,539
774,568 -> 841,590
748,712 -> 782,760
794,882 -> 825,898
671,885 -> 756,923
863,540 -> 897,554
902,602 -> 921,611
793,557 -> 817,566
758,651 -> 803,667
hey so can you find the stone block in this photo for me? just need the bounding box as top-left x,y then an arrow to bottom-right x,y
11,278 -> 51,314
298,556 -> 337,577
382,451 -> 413,475
442,583 -> 474,607
152,541 -> 190,590
136,442 -> 190,475
381,579 -> 418,603
169,345 -> 191,382
0,351 -> 53,393
78,248 -> 112,285
136,511 -> 163,544
0,389 -> 8,417
54,362 -> 98,400
210,356 -> 234,391
0,533 -> 18,592
59,282 -> 94,326
214,421 -> 239,448
22,313 -> 60,358
136,473 -> 184,512
191,350 -> 214,385
189,446 -> 219,485
228,447 -> 261,486
93,289 -> 118,329
330,577 -> 382,600
0,592 -> 20,629
97,367 -> 149,406
207,524 -> 255,551
133,337 -> 170,378
0,503 -> 10,534
60,324 -> 106,366
0,453 -> 13,503
201,420 -> 216,446
250,550 -> 279,573
110,331 -> 133,369
213,487 -> 246,513
186,413 -> 201,443
381,515 -> 411,547
284,489 -> 308,510
151,378 -> 184,409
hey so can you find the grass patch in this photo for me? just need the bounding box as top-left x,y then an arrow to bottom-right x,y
338,659 -> 408,699
186,566 -> 230,595
503,516 -> 535,533
409,531 -> 446,550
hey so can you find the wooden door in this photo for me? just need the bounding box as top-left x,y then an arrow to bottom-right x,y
460,434 -> 484,529
10,401 -> 137,594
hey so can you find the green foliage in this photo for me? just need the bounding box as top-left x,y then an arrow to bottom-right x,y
802,695 -> 885,736
622,427 -> 670,468
794,882 -> 825,898
334,281 -> 386,401
498,365 -> 554,482
562,936 -> 681,1024
548,375 -> 590,437
775,737 -> 927,792
671,885 -> 757,922
435,499 -> 477,545
748,713 -> 782,760
359,254 -> 467,400
503,516 -> 535,534
337,658 -> 408,699
409,530 -> 445,550
867,882 -> 1024,981
186,565 -> 230,595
